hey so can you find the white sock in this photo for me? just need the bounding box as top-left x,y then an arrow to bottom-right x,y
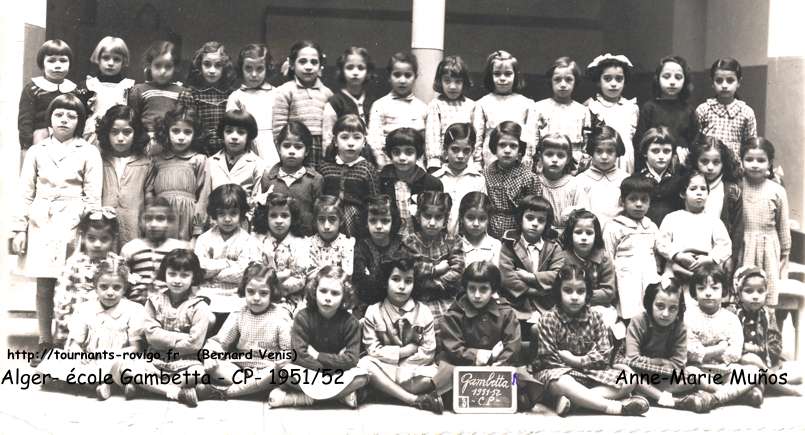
604,400 -> 622,415
658,391 -> 675,407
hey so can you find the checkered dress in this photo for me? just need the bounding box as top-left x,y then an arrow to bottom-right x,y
695,98 -> 757,156
317,158 -> 380,236
531,306 -> 622,387
205,304 -> 294,369
179,86 -> 232,155
484,162 -> 542,238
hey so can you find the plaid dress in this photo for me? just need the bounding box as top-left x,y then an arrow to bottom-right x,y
695,98 -> 757,156
531,306 -> 622,387
484,162 -> 542,238
317,156 -> 380,236
204,304 -> 294,369
179,86 -> 232,155
143,290 -> 211,372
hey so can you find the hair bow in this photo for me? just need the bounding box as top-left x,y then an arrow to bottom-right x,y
86,206 -> 118,220
733,265 -> 767,294
587,53 -> 633,69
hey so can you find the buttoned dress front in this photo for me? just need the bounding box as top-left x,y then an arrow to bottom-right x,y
102,155 -> 152,247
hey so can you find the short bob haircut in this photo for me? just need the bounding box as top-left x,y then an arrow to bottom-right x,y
433,55 -> 472,94
47,94 -> 87,139
384,127 -> 425,158
561,209 -> 604,252
138,195 -> 176,236
546,56 -> 582,82
515,194 -> 557,240
443,122 -> 476,151
37,39 -> 73,70
643,279 -> 686,325
216,109 -> 258,150
237,261 -> 283,303
89,36 -> 130,68
323,114 -> 376,165
96,104 -> 149,157
252,192 -> 305,237
688,262 -> 729,299
461,261 -> 502,295
157,249 -> 204,287
482,50 -> 524,93
488,121 -> 527,156
276,120 -> 313,155
237,43 -> 273,80
142,40 -> 180,81
638,126 -> 677,172
335,46 -> 375,84
550,263 -> 593,307
619,175 -> 655,201
206,184 -> 249,220
586,125 -> 626,157
305,264 -> 354,311
413,191 -> 452,233
378,255 -> 421,300
358,194 -> 402,239
458,192 -> 491,236
652,55 -> 694,101
387,51 -> 419,76
538,133 -> 576,175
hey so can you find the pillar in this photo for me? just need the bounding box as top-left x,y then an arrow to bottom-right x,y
411,0 -> 445,103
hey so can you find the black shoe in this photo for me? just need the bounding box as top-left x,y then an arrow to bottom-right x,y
620,395 -> 650,416
740,387 -> 764,408
30,342 -> 53,368
677,391 -> 716,413
195,383 -> 227,401
415,392 -> 444,414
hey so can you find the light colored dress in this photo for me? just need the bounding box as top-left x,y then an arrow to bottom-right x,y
102,155 -> 152,247
424,95 -> 476,169
741,179 -> 790,306
472,93 -> 537,166
146,152 -> 207,240
585,94 -> 639,174
603,215 -> 660,319
195,225 -> 262,312
227,83 -> 278,165
13,136 -> 102,278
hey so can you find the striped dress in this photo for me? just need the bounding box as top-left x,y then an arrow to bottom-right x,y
146,152 -> 207,240
120,238 -> 190,304
272,78 -> 333,167
538,173 -> 588,231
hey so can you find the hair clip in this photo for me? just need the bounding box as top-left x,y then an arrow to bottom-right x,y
587,53 -> 633,69
86,206 -> 118,220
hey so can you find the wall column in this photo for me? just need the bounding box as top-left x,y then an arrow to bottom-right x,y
411,0 -> 444,103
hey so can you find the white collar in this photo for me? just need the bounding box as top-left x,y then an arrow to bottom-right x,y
335,155 -> 365,167
32,76 -> 77,93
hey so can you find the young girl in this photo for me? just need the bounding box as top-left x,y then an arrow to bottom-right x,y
732,266 -> 803,396
639,127 -> 683,226
535,57 -> 592,174
657,171 -> 732,293
472,50 -> 537,167
125,249 -> 211,407
52,209 -> 122,344
37,259 -> 145,401
679,264 -> 763,413
353,195 -> 405,315
499,195 -> 564,334
226,43 -> 278,164
584,53 -> 638,174
11,94 -> 102,365
696,58 -> 757,156
318,114 -> 380,236
457,192 -> 501,266
560,210 -> 618,331
78,36 -> 135,144
368,52 -> 427,168
531,264 -> 649,416
537,133 -> 587,231
358,256 -> 443,413
18,39 -> 77,153
273,40 -> 333,167
258,121 -> 323,236
431,123 -> 486,236
621,279 -> 691,408
127,41 -> 186,156
305,196 -> 356,280
603,176 -> 661,321
252,192 -> 308,312
686,136 -> 743,274
121,197 -> 190,304
740,137 -> 790,307
195,184 -> 262,314
425,56 -> 476,171
635,55 -> 698,167
484,121 -> 543,238
268,266 -> 368,408
197,109 -> 267,225
576,126 -> 629,226
200,262 -> 294,400
322,46 -> 377,155
145,105 -> 207,240
401,191 -> 465,325
98,104 -> 152,247
179,41 -> 238,156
